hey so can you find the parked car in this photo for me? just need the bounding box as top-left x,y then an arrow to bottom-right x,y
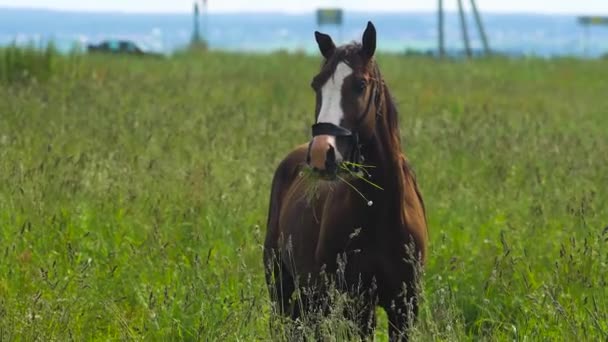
87,40 -> 161,57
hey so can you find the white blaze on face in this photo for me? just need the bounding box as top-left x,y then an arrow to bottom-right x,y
315,62 -> 353,148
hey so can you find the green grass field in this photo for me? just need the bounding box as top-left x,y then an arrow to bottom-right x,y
1,48 -> 607,340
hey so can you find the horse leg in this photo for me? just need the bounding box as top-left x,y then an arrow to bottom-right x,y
384,288 -> 418,342
264,250 -> 296,317
342,282 -> 378,341
354,301 -> 377,341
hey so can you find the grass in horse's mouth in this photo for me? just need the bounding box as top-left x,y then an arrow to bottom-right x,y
300,162 -> 383,206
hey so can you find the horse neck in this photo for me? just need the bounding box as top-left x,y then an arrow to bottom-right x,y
361,85 -> 407,213
365,138 -> 403,199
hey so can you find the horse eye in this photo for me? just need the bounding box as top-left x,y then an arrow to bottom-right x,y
355,79 -> 367,92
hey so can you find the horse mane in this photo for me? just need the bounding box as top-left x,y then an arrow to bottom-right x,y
374,66 -> 428,261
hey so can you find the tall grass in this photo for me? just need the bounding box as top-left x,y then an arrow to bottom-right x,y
0,44 -> 57,84
0,51 -> 607,340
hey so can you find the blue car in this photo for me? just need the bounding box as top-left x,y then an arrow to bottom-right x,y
87,40 -> 160,57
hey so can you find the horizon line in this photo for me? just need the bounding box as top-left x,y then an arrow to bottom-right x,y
0,6 -> 601,17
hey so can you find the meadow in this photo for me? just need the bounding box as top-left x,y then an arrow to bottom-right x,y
1,47 -> 607,340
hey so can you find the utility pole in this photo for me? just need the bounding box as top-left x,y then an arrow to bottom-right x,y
202,0 -> 208,42
435,1 -> 490,58
470,0 -> 490,54
191,2 -> 201,44
456,0 -> 472,57
438,0 -> 445,58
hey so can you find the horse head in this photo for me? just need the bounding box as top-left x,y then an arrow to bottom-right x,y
307,22 -> 384,178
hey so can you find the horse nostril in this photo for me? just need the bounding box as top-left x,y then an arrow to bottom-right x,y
325,145 -> 337,173
326,145 -> 336,162
306,140 -> 313,166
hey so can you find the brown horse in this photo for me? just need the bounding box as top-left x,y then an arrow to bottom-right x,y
264,22 -> 428,341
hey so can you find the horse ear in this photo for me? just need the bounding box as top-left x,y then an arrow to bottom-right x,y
315,31 -> 335,59
361,21 -> 376,60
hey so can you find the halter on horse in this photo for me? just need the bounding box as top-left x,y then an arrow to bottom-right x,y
264,21 -> 428,341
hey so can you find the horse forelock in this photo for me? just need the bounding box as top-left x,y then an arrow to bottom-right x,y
312,43 -> 367,87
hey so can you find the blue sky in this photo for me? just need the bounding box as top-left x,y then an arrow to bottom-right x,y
1,0 -> 608,14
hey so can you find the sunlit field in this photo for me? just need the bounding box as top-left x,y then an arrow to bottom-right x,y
1,48 -> 607,340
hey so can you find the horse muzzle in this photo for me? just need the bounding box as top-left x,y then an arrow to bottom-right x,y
306,122 -> 362,177
307,135 -> 341,176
